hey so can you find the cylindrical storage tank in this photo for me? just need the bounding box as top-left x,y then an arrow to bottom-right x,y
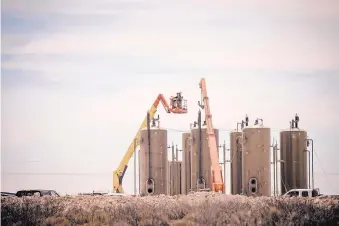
139,127 -> 168,196
191,126 -> 219,191
181,132 -> 191,194
169,161 -> 182,196
230,131 -> 243,195
280,129 -> 308,194
242,125 -> 271,196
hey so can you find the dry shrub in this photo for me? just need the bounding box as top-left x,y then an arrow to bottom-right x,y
2,193 -> 339,226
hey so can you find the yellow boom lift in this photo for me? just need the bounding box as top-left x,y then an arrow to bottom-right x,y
113,92 -> 187,193
198,78 -> 224,192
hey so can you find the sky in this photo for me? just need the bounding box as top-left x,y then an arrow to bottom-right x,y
1,0 -> 339,195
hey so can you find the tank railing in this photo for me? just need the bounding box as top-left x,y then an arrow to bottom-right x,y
277,160 -> 287,195
237,122 -> 243,131
218,141 -> 228,194
197,110 -> 203,184
236,152 -> 242,195
306,138 -> 314,189
184,136 -> 192,195
147,111 -> 152,180
168,143 -> 175,195
304,148 -> 311,189
271,138 -> 279,196
133,138 -> 137,196
138,149 -> 141,195
224,147 -> 234,163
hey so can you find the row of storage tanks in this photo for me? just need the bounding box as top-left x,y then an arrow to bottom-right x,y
138,123 -> 217,196
139,118 -> 309,196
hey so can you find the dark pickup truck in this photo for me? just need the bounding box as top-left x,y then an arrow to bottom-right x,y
15,189 -> 60,197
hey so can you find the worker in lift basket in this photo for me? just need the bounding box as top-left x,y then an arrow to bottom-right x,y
171,96 -> 177,109
170,92 -> 183,110
176,92 -> 183,109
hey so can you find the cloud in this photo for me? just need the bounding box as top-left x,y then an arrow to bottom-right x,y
2,0 -> 153,14
3,30 -> 338,71
2,0 -> 339,71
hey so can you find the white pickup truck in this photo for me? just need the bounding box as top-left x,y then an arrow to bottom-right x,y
283,188 -> 321,198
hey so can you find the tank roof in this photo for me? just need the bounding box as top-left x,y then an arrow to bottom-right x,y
141,127 -> 167,131
230,130 -> 242,133
243,125 -> 270,129
281,128 -> 306,132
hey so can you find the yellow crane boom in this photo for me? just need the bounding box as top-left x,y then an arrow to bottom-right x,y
113,93 -> 187,193
199,78 -> 224,192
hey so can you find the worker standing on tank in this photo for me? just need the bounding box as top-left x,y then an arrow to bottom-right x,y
295,113 -> 299,128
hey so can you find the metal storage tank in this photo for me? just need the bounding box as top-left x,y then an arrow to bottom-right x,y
191,125 -> 219,191
139,126 -> 168,196
280,128 -> 308,194
230,131 -> 243,195
169,161 -> 182,196
242,123 -> 271,196
181,132 -> 191,194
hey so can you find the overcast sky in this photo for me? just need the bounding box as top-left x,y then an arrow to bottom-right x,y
2,0 -> 339,195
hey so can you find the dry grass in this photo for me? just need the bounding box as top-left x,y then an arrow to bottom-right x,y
2,192 -> 339,226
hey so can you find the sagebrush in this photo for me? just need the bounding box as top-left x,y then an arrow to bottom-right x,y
1,192 -> 339,226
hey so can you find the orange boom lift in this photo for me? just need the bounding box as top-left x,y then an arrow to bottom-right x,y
113,92 -> 187,193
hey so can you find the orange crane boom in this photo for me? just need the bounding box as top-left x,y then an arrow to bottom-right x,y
198,78 -> 224,192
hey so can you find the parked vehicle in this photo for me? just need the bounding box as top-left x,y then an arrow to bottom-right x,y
15,189 -> 60,197
283,188 -> 321,198
1,192 -> 16,197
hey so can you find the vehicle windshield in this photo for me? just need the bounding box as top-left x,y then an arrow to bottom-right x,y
312,190 -> 319,197
16,190 -> 60,197
286,191 -> 299,197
